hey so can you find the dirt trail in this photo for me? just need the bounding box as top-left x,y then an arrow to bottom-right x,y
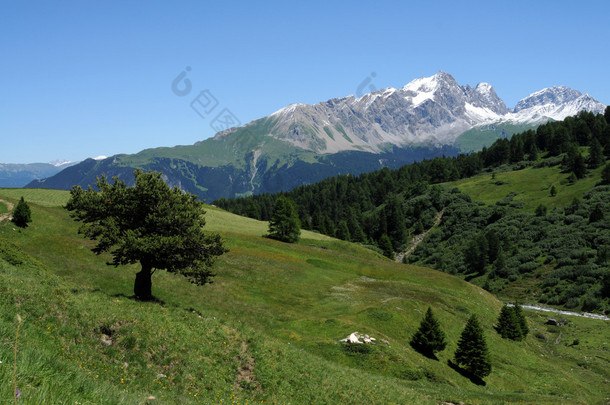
0,199 -> 14,222
395,208 -> 445,263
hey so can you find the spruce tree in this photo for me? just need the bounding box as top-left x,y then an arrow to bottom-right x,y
454,315 -> 492,378
535,204 -> 547,217
601,163 -> 610,185
588,138 -> 605,169
589,204 -> 604,223
493,248 -> 506,276
379,234 -> 394,260
513,304 -> 529,339
410,307 -> 447,357
11,197 -> 32,228
572,153 -> 587,179
336,220 -> 351,241
495,305 -> 523,341
268,196 -> 301,243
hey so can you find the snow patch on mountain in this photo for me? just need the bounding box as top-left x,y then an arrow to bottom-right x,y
402,74 -> 440,107
227,72 -> 606,155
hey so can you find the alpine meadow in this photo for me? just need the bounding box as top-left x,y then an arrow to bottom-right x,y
2,2 -> 610,403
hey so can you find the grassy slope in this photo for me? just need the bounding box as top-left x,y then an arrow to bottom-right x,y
116,117 -> 320,169
454,123 -> 535,153
447,164 -> 604,212
0,189 -> 609,404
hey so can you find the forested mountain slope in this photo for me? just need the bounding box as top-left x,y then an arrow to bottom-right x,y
217,110 -> 610,313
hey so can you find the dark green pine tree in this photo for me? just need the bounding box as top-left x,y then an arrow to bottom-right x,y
268,196 -> 301,243
601,163 -> 610,185
410,307 -> 447,358
378,233 -> 395,260
454,315 -> 492,379
495,305 -> 523,341
535,204 -> 547,217
464,234 -> 488,275
414,220 -> 424,235
589,204 -> 604,223
492,247 -> 506,277
572,153 -> 587,179
528,145 -> 539,161
11,197 -> 32,228
601,271 -> 610,299
335,220 -> 351,241
513,304 -> 529,339
485,230 -> 500,263
588,138 -> 605,169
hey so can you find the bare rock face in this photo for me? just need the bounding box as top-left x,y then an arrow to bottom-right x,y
258,72 -> 605,154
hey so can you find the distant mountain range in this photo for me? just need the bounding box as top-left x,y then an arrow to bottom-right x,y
0,161 -> 77,188
25,72 -> 606,200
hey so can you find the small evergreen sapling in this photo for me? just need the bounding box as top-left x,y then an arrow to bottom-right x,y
496,305 -> 523,341
454,315 -> 492,378
11,197 -> 32,228
410,307 -> 447,358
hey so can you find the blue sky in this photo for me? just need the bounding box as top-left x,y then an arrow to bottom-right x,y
1,0 -> 609,163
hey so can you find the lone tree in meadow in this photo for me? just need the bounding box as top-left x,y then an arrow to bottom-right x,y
66,170 -> 227,301
410,307 -> 447,358
454,315 -> 492,379
12,197 -> 32,228
495,305 -> 523,341
267,196 -> 301,243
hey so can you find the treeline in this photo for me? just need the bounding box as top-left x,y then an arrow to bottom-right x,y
215,109 -> 610,251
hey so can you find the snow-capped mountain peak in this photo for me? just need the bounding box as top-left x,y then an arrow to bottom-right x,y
227,72 -> 606,154
506,86 -> 605,124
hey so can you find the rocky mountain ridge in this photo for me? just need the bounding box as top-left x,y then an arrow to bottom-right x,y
225,71 -> 604,154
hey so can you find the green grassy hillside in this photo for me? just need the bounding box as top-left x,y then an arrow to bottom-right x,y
447,163 -> 604,211
1,189 -> 609,404
454,123 -> 535,153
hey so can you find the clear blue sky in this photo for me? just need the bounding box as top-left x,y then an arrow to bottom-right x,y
1,0 -> 609,163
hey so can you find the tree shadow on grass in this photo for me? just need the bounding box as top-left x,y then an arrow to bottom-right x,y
447,360 -> 486,386
110,293 -> 166,305
410,343 -> 440,361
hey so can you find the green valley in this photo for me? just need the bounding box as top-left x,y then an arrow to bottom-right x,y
1,189 -> 609,403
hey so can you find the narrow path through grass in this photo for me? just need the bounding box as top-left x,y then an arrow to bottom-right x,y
0,198 -> 15,221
